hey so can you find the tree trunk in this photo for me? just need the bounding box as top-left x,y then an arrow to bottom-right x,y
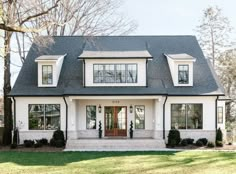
3,31 -> 13,145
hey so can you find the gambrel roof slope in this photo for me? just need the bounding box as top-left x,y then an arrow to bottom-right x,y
10,36 -> 224,96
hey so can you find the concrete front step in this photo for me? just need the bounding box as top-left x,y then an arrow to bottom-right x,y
65,139 -> 166,151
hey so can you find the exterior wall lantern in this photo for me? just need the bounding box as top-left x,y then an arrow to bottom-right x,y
129,105 -> 133,113
98,104 -> 102,113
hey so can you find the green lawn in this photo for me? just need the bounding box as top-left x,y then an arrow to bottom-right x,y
0,151 -> 236,174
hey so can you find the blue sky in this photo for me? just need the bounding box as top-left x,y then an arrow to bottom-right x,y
122,0 -> 236,38
1,0 -> 236,91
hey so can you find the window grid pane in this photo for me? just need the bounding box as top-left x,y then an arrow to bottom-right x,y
29,104 -> 44,130
86,106 -> 96,129
178,65 -> 189,84
42,65 -> 53,84
135,105 -> 145,129
45,104 -> 60,130
171,104 -> 186,129
186,104 -> 202,129
93,64 -> 137,83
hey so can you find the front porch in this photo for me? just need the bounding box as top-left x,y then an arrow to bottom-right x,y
67,96 -> 165,140
65,138 -> 166,151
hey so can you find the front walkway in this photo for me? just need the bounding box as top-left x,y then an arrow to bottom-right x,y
65,138 -> 166,151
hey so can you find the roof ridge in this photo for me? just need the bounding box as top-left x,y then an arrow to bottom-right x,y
39,35 -> 196,38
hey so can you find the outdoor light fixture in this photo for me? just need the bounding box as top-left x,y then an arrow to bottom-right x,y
129,105 -> 133,113
98,104 -> 102,113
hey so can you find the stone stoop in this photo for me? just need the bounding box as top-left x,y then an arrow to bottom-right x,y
65,139 -> 166,151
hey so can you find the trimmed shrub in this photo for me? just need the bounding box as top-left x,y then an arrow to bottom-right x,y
53,130 -> 65,142
216,128 -> 223,147
39,138 -> 48,145
34,140 -> 43,148
180,139 -> 188,146
196,139 -> 204,147
55,140 -> 65,148
10,143 -> 17,149
216,141 -> 223,147
198,138 -> 208,146
99,121 -> 102,139
185,138 -> 194,145
24,140 -> 34,148
207,141 -> 215,148
167,129 -> 181,147
50,138 -> 56,146
50,130 -> 65,148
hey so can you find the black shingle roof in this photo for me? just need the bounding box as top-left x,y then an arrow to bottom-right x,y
10,35 -> 224,96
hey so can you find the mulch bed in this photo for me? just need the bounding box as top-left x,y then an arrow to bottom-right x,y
0,145 -> 64,152
168,144 -> 236,151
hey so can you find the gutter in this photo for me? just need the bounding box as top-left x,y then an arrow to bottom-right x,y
163,96 -> 168,139
215,95 -> 219,131
63,97 -> 68,141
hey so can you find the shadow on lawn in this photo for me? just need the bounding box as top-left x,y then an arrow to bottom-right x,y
0,151 -> 236,168
0,151 -> 178,166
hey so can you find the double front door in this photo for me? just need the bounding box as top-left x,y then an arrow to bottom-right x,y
104,106 -> 127,136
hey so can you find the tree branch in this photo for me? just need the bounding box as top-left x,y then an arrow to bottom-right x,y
19,0 -> 60,26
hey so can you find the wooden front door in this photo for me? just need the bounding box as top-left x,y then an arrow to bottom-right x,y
104,106 -> 127,136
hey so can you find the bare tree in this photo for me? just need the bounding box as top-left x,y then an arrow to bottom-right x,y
196,6 -> 233,68
16,0 -> 137,62
1,0 -> 60,145
218,49 -> 236,127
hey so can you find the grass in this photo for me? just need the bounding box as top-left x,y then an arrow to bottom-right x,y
0,151 -> 236,174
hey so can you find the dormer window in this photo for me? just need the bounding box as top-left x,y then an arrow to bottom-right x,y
178,65 -> 189,84
165,53 -> 196,86
42,65 -> 53,84
93,64 -> 137,83
35,54 -> 66,87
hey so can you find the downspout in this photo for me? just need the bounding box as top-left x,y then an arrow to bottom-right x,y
215,95 -> 219,131
163,96 -> 168,139
83,59 -> 86,88
12,97 -> 16,129
63,97 -> 68,141
146,58 -> 148,87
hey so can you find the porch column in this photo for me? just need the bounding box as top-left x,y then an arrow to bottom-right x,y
67,99 -> 77,139
153,97 -> 163,139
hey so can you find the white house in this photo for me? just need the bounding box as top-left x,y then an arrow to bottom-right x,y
10,36 -> 226,149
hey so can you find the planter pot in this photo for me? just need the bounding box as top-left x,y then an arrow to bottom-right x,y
130,131 -> 133,139
99,131 -> 102,139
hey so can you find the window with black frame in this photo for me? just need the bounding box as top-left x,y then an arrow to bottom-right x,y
86,106 -> 96,129
171,104 -> 202,129
42,65 -> 53,84
135,105 -> 145,129
93,64 -> 137,83
178,65 -> 189,84
29,104 -> 60,130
